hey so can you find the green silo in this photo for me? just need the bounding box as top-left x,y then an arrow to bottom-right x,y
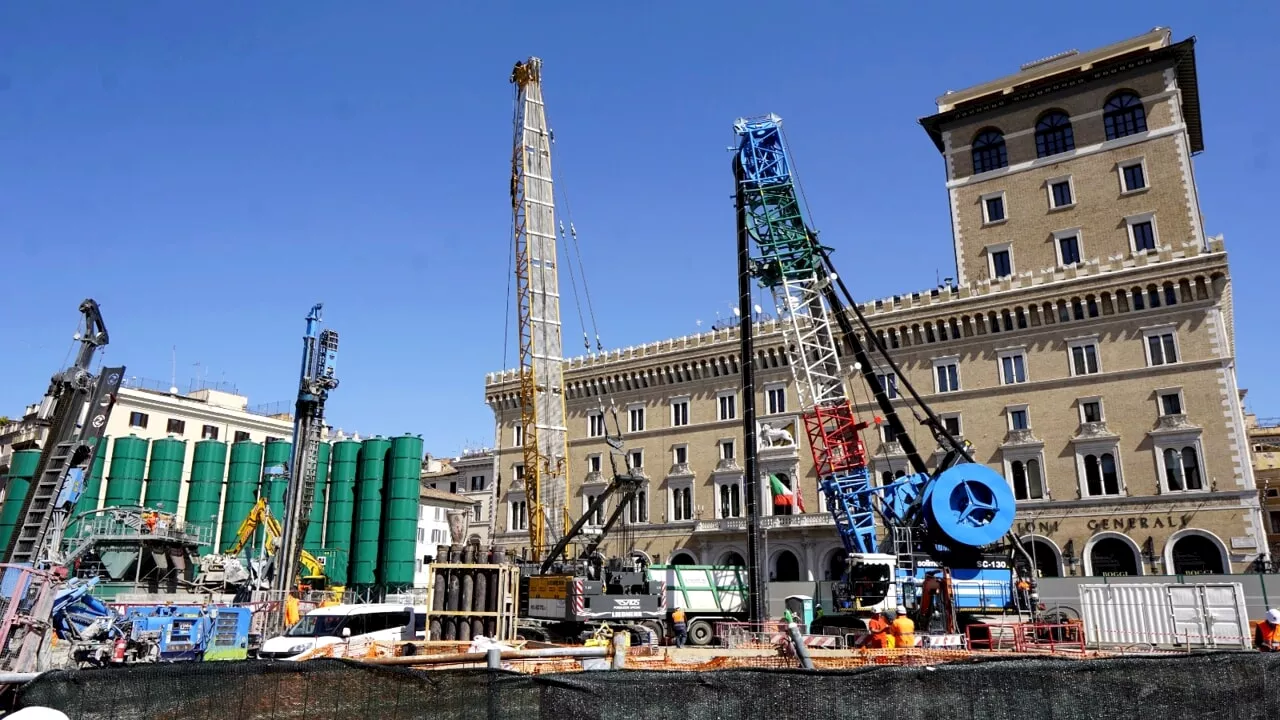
221,441 -> 263,553
380,434 -> 423,588
143,438 -> 186,513
67,439 -> 109,537
304,442 -> 331,554
260,439 -> 292,547
350,436 -> 391,586
103,435 -> 149,507
186,440 -> 227,554
0,450 -> 42,555
324,440 -> 360,586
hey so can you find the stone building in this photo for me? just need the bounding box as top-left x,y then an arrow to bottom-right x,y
483,27 -> 1266,580
1246,412 -> 1280,560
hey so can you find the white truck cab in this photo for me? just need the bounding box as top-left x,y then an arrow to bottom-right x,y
258,603 -> 424,660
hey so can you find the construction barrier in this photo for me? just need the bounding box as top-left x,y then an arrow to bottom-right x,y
12,652 -> 1280,718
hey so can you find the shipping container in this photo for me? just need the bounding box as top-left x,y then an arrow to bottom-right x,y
1078,581 -> 1251,649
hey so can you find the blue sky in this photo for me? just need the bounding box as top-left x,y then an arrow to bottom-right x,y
1,2 -> 1275,454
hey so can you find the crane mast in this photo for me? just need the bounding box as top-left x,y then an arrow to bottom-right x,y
510,57 -> 569,561
266,303 -> 338,634
734,115 -> 1023,626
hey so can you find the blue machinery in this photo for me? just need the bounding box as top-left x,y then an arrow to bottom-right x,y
733,115 -> 1031,630
265,304 -> 339,636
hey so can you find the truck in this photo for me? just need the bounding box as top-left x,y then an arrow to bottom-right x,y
647,565 -> 749,646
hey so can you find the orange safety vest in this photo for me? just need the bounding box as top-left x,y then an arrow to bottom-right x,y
867,617 -> 895,649
1256,621 -> 1278,650
672,609 -> 687,624
891,616 -> 916,648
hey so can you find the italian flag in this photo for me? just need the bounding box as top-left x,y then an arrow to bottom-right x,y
769,474 -> 806,512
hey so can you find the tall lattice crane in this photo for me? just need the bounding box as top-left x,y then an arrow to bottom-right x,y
265,303 -> 338,635
510,58 -> 569,560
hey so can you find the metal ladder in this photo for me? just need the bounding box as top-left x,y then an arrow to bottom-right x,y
9,441 -> 79,565
892,526 -> 916,576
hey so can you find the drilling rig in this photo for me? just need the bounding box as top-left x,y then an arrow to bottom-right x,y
263,304 -> 339,637
0,299 -> 125,672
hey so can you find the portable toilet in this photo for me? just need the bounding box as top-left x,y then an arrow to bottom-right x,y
784,595 -> 814,632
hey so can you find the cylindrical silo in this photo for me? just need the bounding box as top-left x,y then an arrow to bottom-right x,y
261,439 -> 292,520
103,435 -> 149,508
350,436 -> 391,586
67,439 -> 109,537
0,450 -> 42,554
380,434 -> 423,588
143,438 -> 186,513
186,440 -> 228,554
324,440 -> 359,586
220,441 -> 263,553
304,442 -> 331,554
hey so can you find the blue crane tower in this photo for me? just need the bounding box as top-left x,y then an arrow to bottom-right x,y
266,303 -> 338,635
732,114 -> 1032,634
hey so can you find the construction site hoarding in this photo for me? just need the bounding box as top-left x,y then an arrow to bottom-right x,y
350,436 -> 390,586
103,434 -> 148,508
304,442 -> 332,553
323,439 -> 360,586
186,440 -> 228,554
0,450 -> 41,554
142,437 -> 187,513
380,434 -> 422,588
220,441 -> 263,553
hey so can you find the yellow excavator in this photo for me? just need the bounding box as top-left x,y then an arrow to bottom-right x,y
225,498 -> 342,600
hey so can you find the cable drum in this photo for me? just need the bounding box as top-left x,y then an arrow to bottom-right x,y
921,464 -> 1016,549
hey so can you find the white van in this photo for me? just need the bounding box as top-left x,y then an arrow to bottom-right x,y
258,603 -> 425,660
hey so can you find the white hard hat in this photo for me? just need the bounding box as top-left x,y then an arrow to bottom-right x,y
7,708 -> 70,720
896,605 -> 908,616
1267,609 -> 1280,625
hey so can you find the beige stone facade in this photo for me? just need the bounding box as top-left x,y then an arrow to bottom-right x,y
483,27 -> 1266,581
1246,414 -> 1280,560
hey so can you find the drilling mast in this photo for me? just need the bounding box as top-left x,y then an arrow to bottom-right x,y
266,303 -> 338,634
510,57 -> 569,560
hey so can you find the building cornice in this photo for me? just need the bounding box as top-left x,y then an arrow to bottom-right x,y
118,389 -> 293,430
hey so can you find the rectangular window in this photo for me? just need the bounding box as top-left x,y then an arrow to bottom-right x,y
720,440 -> 735,460
875,372 -> 899,399
201,424 -> 219,440
628,407 -> 645,433
1049,179 -> 1073,208
765,386 -> 786,415
233,430 -> 251,443
1127,213 -> 1158,252
673,445 -> 687,465
1069,341 -> 1100,376
983,194 -> 1005,223
588,412 -> 605,438
671,399 -> 690,427
448,481 -> 458,494
1010,409 -> 1029,430
470,475 -> 486,491
129,412 -> 149,429
934,361 -> 960,393
991,248 -> 1012,279
1081,400 -> 1103,424
513,424 -> 524,447
1058,234 -> 1081,265
514,464 -> 525,483
1159,391 -> 1183,416
1121,162 -> 1147,192
629,449 -> 644,470
941,415 -> 962,437
587,455 -> 601,473
999,351 -> 1027,385
718,393 -> 737,421
1145,330 -> 1179,366
166,418 -> 186,435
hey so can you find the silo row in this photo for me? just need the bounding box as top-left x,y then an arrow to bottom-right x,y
0,432 -> 424,590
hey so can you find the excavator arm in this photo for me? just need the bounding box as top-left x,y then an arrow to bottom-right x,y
224,498 -> 270,558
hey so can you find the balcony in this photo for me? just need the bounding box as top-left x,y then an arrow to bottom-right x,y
1002,428 -> 1043,447
1153,413 -> 1200,433
694,513 -> 835,533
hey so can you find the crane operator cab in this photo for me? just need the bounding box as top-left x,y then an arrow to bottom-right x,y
828,553 -> 897,629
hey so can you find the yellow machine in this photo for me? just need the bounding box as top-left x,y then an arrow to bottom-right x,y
226,498 -> 339,594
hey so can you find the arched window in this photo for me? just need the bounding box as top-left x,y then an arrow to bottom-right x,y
1084,452 -> 1120,496
627,490 -> 648,523
1019,539 -> 1062,578
972,129 -> 1008,174
1104,91 -> 1148,140
1035,111 -> 1075,158
1010,458 -> 1044,500
720,551 -> 746,567
1090,537 -> 1139,576
1171,534 -> 1224,575
827,551 -> 846,581
670,551 -> 697,565
1164,446 -> 1204,491
773,550 -> 801,581
719,483 -> 742,518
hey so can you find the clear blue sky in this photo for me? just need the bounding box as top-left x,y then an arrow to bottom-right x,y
1,2 -> 1275,454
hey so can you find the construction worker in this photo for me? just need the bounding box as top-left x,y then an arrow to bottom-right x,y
1255,609 -> 1280,651
813,602 -> 824,629
284,593 -> 301,627
671,607 -> 688,648
891,605 -> 916,648
1015,577 -> 1033,612
866,612 -> 895,649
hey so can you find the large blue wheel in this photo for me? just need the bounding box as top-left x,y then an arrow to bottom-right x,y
921,463 -> 1016,548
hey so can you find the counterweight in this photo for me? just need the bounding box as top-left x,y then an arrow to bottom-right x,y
510,57 -> 569,559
